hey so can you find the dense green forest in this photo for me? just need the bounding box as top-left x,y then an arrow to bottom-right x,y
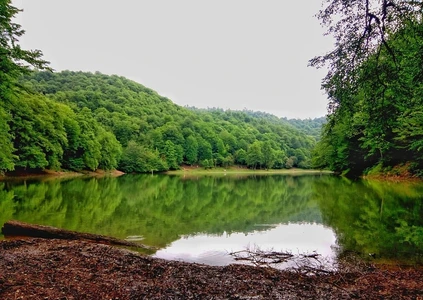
0,1 -> 326,175
5,70 -> 320,173
311,1 -> 423,177
4,0 -> 423,178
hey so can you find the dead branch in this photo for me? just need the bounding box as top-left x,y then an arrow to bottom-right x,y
1,220 -> 155,251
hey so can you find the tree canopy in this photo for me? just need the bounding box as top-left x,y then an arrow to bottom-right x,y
16,70 -> 321,173
311,0 -> 423,112
312,0 -> 423,177
0,0 -> 50,172
0,1 -> 324,174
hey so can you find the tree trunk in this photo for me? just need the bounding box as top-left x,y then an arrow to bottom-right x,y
1,220 -> 155,251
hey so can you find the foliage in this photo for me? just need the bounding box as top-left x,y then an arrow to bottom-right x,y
310,0 -> 423,113
312,2 -> 423,176
1,1 -> 321,173
0,174 -> 319,247
3,174 -> 422,262
0,106 -> 15,172
16,71 -> 320,173
0,0 -> 49,172
10,94 -> 68,170
283,117 -> 326,141
314,176 -> 423,261
0,0 -> 49,90
246,141 -> 263,169
119,141 -> 166,173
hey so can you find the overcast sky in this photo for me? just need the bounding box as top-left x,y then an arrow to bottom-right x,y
13,0 -> 333,119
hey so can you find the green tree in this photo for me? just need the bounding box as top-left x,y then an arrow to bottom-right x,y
0,0 -> 49,172
97,128 -> 122,170
198,138 -> 213,162
335,24 -> 423,172
0,106 -> 15,171
285,156 -> 297,169
61,113 -> 84,171
161,123 -> 185,147
310,0 -> 423,111
273,150 -> 286,169
216,138 -> 227,158
246,141 -> 263,169
262,142 -> 276,170
184,135 -> 198,165
0,0 -> 49,96
311,1 -> 423,176
21,70 -> 319,173
164,140 -> 179,170
119,141 -> 143,173
234,149 -> 247,165
10,95 -> 70,170
119,141 -> 166,173
200,159 -> 212,169
219,130 -> 237,154
75,108 -> 102,171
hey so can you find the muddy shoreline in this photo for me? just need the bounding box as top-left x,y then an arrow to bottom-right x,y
1,238 -> 422,299
0,169 -> 125,181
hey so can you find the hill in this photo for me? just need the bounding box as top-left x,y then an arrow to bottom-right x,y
0,70 -> 321,173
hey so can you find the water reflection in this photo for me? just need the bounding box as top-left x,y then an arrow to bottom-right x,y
154,223 -> 337,268
314,176 -> 423,263
0,173 -> 422,266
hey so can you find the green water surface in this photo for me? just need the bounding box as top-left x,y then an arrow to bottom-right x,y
0,174 -> 422,265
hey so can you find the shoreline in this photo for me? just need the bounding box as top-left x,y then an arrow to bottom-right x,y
0,167 -> 334,181
362,173 -> 423,182
0,169 -> 125,181
166,166 -> 334,176
2,166 -> 422,183
0,237 -> 422,299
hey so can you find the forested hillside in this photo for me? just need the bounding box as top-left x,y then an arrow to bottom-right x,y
0,0 -> 325,175
0,70 -> 321,173
282,117 -> 326,140
190,109 -> 326,140
311,2 -> 423,177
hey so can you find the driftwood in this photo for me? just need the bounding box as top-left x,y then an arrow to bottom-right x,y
1,220 -> 155,251
229,248 -> 296,267
228,245 -> 335,274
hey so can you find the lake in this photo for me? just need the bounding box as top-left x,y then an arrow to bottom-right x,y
1,173 -> 422,268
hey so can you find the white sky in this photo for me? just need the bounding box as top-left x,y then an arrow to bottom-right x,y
154,223 -> 337,268
13,0 -> 333,119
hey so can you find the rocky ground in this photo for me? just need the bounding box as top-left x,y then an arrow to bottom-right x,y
1,238 -> 422,299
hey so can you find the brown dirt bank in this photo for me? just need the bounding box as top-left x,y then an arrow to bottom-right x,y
1,238 -> 422,299
0,169 -> 125,181
167,166 -> 333,177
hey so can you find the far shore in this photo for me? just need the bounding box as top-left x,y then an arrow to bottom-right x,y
0,167 -> 332,181
3,166 -> 422,182
166,166 -> 333,176
0,169 -> 125,181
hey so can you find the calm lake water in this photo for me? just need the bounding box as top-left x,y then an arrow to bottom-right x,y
1,173 -> 422,268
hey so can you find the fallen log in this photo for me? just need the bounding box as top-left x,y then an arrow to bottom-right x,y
1,220 -> 156,251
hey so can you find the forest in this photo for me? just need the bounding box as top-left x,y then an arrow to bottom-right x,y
310,1 -> 423,178
0,1 -> 325,175
3,0 -> 423,177
0,69 -> 323,174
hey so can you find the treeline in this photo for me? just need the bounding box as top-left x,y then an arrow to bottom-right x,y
0,1 -> 327,175
0,91 -> 121,172
0,70 -> 321,174
282,117 -> 326,141
312,21 -> 423,177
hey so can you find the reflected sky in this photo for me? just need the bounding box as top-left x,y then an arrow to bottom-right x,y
154,222 -> 337,268
3,174 -> 421,265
